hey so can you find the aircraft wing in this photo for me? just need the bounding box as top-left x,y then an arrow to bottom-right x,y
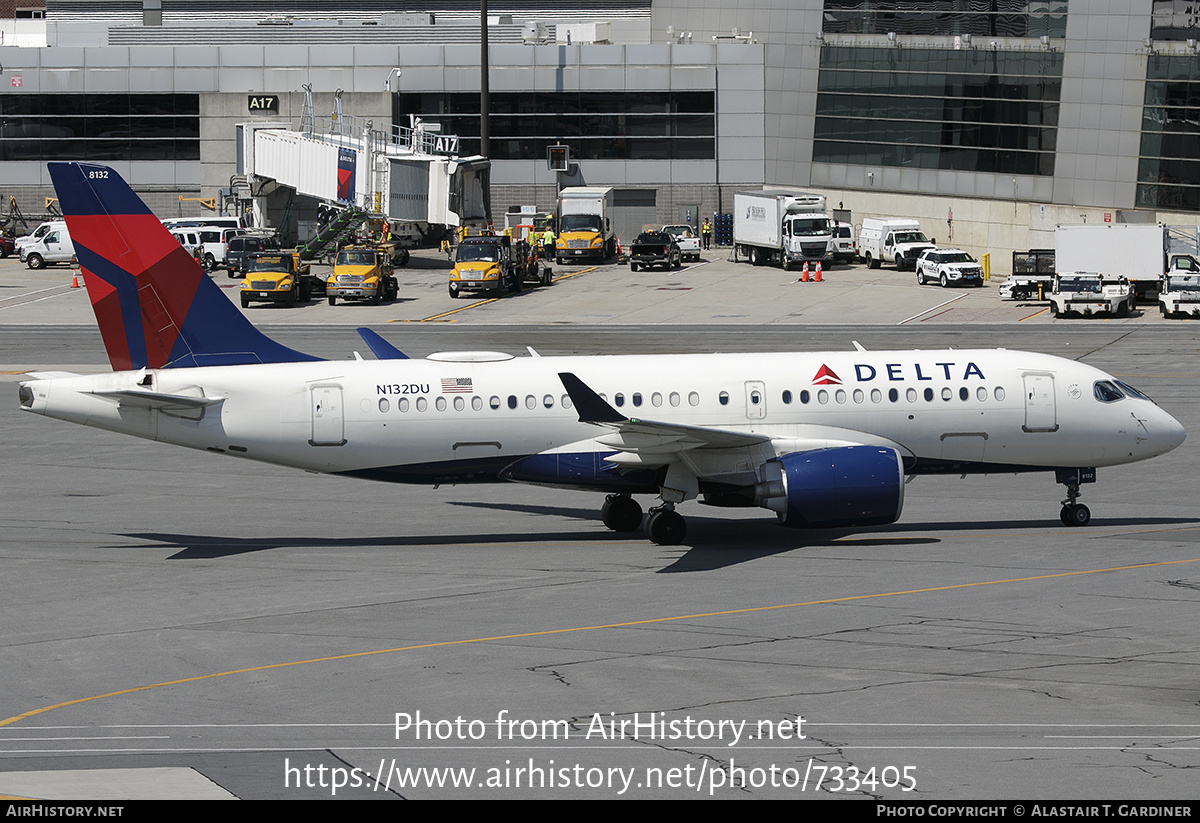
558,371 -> 771,454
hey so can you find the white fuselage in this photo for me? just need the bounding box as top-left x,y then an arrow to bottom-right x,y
19,349 -> 1186,489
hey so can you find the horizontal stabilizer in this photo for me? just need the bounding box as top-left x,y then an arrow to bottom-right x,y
356,328 -> 410,360
88,389 -> 225,410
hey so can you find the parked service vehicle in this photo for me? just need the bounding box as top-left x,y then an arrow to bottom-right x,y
915,248 -> 984,287
15,221 -> 66,256
20,225 -> 74,269
225,236 -> 276,277
661,225 -> 701,262
629,231 -> 682,271
1001,249 -> 1056,300
169,228 -> 204,263
0,235 -> 14,258
449,235 -> 524,298
832,222 -> 856,263
1055,223 -> 1199,298
732,190 -> 834,269
162,217 -> 242,231
1048,273 -> 1133,317
1158,274 -> 1200,317
239,252 -> 317,308
197,226 -> 244,272
327,245 -> 399,305
555,186 -> 616,264
858,218 -> 935,270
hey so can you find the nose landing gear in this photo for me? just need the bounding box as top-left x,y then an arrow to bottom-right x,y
1056,468 -> 1096,527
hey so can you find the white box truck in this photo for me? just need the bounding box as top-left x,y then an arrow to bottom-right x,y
858,218 -> 935,271
555,186 -> 615,264
1055,223 -> 1191,298
733,191 -> 834,270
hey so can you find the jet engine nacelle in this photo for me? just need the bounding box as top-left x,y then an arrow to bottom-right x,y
757,446 -> 905,528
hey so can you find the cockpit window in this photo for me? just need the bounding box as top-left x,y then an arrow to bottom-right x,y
1093,381 -> 1124,402
1114,380 -> 1151,401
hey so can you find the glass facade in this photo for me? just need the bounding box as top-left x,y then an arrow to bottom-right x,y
814,46 -> 1063,176
0,94 -> 200,162
1151,0 -> 1200,41
1139,54 -> 1200,210
821,0 -> 1067,38
394,91 -> 716,161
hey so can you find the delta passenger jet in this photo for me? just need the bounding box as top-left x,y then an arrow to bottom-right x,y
17,163 -> 1187,545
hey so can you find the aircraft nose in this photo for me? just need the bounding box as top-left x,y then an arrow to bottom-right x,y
1162,409 -> 1187,453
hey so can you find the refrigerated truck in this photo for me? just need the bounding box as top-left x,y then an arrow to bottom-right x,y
732,191 -> 834,270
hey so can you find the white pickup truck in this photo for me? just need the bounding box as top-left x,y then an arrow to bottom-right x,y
661,225 -> 701,262
1049,273 -> 1133,317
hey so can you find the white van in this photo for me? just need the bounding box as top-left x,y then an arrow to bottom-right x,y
15,221 -> 67,255
21,225 -> 75,269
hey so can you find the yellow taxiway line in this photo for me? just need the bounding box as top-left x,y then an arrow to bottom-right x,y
4,555 -> 1198,728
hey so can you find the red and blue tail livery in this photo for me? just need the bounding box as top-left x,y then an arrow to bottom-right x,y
48,162 -> 319,370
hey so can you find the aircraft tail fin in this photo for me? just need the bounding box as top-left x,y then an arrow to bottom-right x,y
48,162 -> 321,371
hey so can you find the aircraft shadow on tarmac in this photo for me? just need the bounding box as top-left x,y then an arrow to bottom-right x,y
113,508 -> 1199,569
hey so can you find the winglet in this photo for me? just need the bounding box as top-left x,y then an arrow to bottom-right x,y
48,161 -> 321,371
356,327 -> 410,360
558,372 -> 626,424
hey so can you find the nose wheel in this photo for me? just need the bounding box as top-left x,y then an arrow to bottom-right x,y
1060,503 -> 1091,526
1059,479 -> 1091,526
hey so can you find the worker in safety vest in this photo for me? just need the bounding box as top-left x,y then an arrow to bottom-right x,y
701,218 -> 712,250
540,227 -> 555,259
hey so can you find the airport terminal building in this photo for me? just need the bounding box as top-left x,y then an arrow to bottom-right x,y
2,1 -> 1198,251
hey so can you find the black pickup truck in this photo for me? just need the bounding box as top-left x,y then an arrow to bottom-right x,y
629,231 -> 682,272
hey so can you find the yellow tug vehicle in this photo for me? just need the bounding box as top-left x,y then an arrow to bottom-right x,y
326,244 -> 399,306
448,235 -> 523,299
240,251 -> 314,308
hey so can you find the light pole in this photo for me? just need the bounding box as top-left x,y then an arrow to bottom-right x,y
480,0 -> 490,157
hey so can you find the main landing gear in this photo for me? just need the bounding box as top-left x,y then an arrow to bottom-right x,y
599,495 -> 688,545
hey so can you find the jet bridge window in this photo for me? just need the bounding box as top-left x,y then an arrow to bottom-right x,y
1093,381 -> 1125,402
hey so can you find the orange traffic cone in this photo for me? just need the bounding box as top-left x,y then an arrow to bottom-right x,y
70,268 -> 81,289
814,262 -> 823,282
801,261 -> 810,282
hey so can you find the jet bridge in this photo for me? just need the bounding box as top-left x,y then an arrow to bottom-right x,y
240,114 -> 490,233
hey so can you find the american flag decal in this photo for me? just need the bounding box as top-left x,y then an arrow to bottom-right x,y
441,377 -> 474,394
